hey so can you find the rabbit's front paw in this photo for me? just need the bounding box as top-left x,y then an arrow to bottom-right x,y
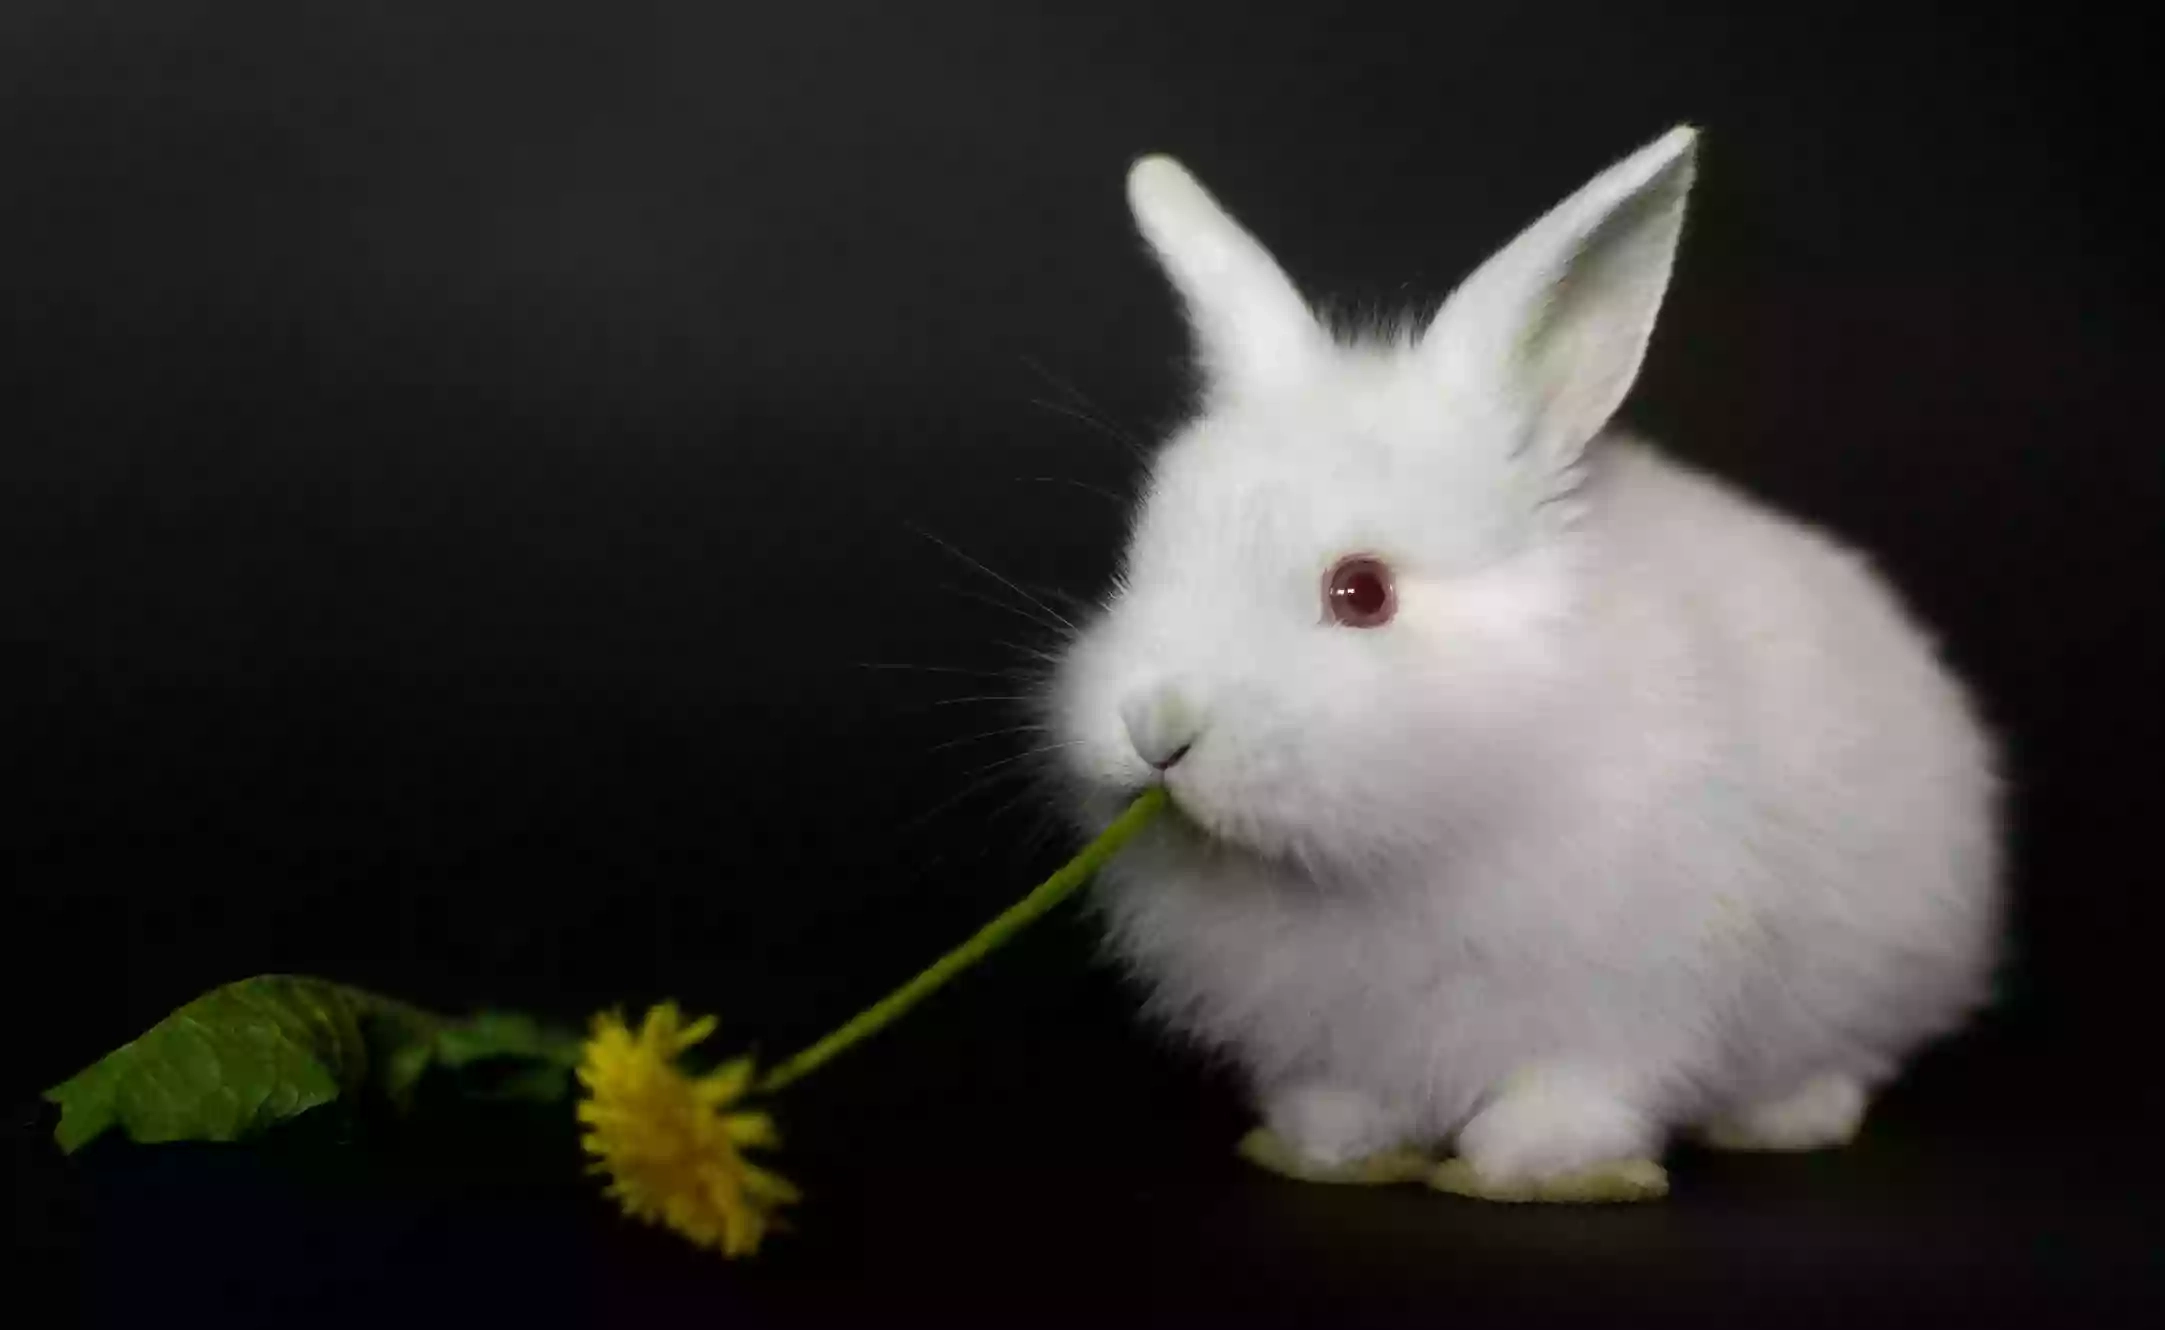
1238,1083 -> 1429,1184
1444,1067 -> 1668,1203
1428,1155 -> 1668,1203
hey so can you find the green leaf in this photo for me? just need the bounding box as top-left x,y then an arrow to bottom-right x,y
44,975 -> 388,1153
429,1010 -> 582,1104
468,1061 -> 574,1103
379,1037 -> 439,1114
44,977 -> 592,1152
432,1010 -> 584,1070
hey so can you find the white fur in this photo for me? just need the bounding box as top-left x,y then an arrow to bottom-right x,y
1044,128 -> 2003,1186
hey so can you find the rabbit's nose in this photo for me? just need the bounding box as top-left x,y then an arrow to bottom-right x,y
1122,685 -> 1205,771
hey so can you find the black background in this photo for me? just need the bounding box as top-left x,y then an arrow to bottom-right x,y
8,3 -> 2160,1325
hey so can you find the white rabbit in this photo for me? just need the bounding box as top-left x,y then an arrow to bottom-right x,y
1042,127 -> 2003,1196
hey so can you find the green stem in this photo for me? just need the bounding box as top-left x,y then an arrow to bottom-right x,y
756,786 -> 1167,1094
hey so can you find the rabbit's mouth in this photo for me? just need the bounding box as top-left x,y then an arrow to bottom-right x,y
1072,772 -> 1236,856
1086,765 -> 1360,884
1153,779 -> 1214,839
1152,770 -> 1289,862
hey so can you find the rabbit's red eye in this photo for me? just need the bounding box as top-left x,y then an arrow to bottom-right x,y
1324,555 -> 1395,628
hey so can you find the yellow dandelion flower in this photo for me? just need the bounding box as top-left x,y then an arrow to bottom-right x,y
570,789 -> 1168,1257
576,1002 -> 799,1258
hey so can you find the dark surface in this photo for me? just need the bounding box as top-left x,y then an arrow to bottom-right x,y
7,3 -> 2160,1325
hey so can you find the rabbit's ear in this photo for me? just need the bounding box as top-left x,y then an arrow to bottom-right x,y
1127,155 -> 1324,397
1422,126 -> 1697,472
